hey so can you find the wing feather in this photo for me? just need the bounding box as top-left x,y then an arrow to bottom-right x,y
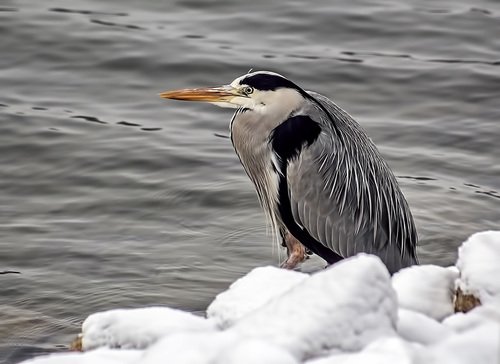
284,91 -> 418,273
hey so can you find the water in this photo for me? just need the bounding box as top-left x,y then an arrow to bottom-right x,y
1,0 -> 499,361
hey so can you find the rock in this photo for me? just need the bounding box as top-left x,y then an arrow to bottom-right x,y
69,334 -> 82,352
454,287 -> 481,313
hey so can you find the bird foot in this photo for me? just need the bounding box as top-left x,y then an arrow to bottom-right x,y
279,231 -> 308,270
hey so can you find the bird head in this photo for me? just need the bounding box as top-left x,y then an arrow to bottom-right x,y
160,71 -> 306,113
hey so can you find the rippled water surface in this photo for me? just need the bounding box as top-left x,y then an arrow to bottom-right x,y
1,0 -> 499,362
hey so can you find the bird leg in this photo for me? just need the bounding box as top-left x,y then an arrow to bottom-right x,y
280,231 -> 308,270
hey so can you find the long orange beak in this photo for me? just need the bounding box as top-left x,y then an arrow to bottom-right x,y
159,86 -> 238,103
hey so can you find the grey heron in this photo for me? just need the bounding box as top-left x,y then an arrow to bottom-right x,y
160,71 -> 418,273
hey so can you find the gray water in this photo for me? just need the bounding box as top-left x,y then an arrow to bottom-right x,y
1,0 -> 499,362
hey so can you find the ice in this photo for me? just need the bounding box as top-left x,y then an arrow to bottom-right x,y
82,306 -> 217,350
392,265 -> 458,321
456,230 -> 500,303
231,254 -> 397,360
207,266 -> 308,328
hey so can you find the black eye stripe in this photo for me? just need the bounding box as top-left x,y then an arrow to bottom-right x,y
240,73 -> 302,92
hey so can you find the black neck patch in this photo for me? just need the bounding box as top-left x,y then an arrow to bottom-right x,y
269,115 -> 343,265
241,73 -> 304,92
270,115 -> 321,162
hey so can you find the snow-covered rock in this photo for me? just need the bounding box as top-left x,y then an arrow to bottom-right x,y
456,231 -> 500,304
17,230 -> 500,364
396,309 -> 453,345
18,348 -> 141,364
231,254 -> 398,360
443,302 -> 500,332
207,266 -> 308,328
392,265 -> 458,321
82,307 -> 217,350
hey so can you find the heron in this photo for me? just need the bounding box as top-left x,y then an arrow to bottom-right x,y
160,70 -> 418,273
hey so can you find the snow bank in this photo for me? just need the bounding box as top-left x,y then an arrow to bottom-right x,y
392,265 -> 457,320
456,231 -> 500,303
207,266 -> 307,328
17,231 -> 500,364
231,254 -> 397,360
82,306 -> 216,350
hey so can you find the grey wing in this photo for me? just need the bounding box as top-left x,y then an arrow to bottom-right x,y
286,93 -> 418,273
287,143 -> 362,259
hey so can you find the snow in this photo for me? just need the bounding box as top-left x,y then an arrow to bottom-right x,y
207,266 -> 308,328
305,337 -> 417,364
17,231 -> 500,364
427,323 -> 500,364
139,331 -> 240,364
19,348 -> 141,364
456,230 -> 500,303
231,254 -> 397,360
216,339 -> 299,364
306,323 -> 500,364
392,265 -> 458,320
396,309 -> 453,345
82,306 -> 216,350
140,332 -> 298,364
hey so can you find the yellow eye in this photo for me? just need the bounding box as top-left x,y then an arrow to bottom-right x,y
243,86 -> 254,95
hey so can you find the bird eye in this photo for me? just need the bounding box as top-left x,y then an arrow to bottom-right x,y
243,86 -> 254,95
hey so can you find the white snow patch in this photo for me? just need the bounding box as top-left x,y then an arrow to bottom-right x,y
396,308 -> 453,345
231,254 -> 397,360
427,323 -> 500,364
138,331 -> 239,364
392,265 -> 457,321
207,266 -> 308,328
305,337 -> 417,364
215,339 -> 299,364
18,348 -> 141,364
456,230 -> 500,303
138,331 -> 298,364
82,306 -> 216,350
